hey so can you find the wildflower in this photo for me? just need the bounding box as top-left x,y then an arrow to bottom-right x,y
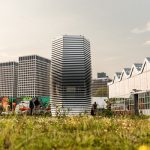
138,145 -> 150,150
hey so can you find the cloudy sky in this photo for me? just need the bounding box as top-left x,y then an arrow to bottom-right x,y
0,0 -> 150,78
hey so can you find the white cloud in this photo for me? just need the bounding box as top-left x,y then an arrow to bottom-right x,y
131,22 -> 150,34
143,40 -> 150,46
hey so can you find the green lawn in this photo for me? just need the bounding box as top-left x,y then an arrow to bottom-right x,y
0,115 -> 149,150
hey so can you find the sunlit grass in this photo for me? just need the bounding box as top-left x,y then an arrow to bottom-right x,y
0,115 -> 149,150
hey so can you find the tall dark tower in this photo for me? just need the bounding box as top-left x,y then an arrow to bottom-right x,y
51,35 -> 92,115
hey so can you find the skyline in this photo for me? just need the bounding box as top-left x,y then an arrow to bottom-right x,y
0,0 -> 150,78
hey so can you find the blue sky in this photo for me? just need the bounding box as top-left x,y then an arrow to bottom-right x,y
0,0 -> 150,78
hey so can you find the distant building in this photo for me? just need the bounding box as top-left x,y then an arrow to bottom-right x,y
51,35 -> 92,115
92,73 -> 111,97
17,55 -> 50,97
108,57 -> 150,115
0,62 -> 18,97
97,72 -> 107,79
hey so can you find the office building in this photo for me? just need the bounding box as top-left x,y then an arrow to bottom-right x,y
51,35 -> 92,115
17,55 -> 50,97
0,62 -> 18,97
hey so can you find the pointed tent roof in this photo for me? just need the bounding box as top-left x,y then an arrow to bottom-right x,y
146,57 -> 150,63
119,68 -> 131,81
110,57 -> 150,85
139,57 -> 150,73
123,68 -> 131,75
128,63 -> 142,77
134,63 -> 143,71
115,72 -> 121,78
113,72 -> 122,82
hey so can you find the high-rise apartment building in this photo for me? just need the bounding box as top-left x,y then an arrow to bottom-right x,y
0,62 -> 18,97
51,35 -> 92,115
17,55 -> 50,97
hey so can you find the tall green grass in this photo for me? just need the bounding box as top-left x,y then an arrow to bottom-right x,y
0,115 -> 149,150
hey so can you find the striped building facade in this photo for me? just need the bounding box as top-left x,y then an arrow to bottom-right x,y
51,35 -> 92,115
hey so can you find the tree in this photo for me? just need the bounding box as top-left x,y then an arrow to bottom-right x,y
94,86 -> 108,97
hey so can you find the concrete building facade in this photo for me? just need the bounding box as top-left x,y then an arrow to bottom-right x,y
0,62 -> 18,97
17,55 -> 50,97
51,35 -> 92,115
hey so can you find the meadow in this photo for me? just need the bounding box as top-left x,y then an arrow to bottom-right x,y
0,115 -> 149,150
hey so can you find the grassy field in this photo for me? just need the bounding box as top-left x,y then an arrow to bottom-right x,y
0,115 -> 149,150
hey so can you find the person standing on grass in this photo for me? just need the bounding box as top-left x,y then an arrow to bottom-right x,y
91,106 -> 94,116
0,103 -> 3,114
91,102 -> 97,116
34,97 -> 41,109
29,98 -> 35,115
93,102 -> 97,115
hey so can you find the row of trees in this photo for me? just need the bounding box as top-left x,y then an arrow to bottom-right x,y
93,86 -> 108,97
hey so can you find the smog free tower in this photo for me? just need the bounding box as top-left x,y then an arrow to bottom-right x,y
51,35 -> 92,115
